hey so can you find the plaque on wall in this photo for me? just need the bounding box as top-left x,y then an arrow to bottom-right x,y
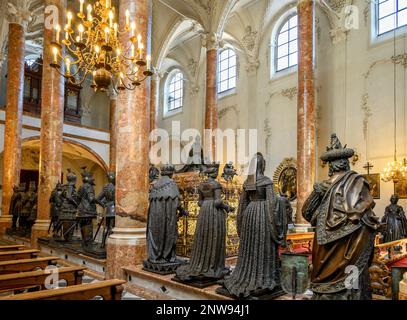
395,180 -> 407,199
273,158 -> 297,202
363,174 -> 381,199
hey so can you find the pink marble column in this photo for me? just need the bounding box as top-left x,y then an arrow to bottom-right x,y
0,23 -> 25,234
107,0 -> 152,279
31,0 -> 66,247
109,94 -> 117,172
205,48 -> 218,161
296,0 -> 316,224
149,75 -> 158,134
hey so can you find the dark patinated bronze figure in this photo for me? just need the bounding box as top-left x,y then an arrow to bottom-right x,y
222,162 -> 238,182
149,165 -> 160,183
381,194 -> 407,243
54,169 -> 78,242
77,167 -> 98,249
174,163 -> 234,288
302,134 -> 380,300
144,164 -> 188,275
96,172 -> 116,249
18,182 -> 37,237
49,182 -> 63,234
9,185 -> 22,232
217,153 -> 290,300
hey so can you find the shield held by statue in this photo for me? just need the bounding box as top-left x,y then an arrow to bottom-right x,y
280,252 -> 310,298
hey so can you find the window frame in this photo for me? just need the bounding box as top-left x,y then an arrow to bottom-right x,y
275,13 -> 299,73
217,48 -> 237,95
376,0 -> 407,36
164,69 -> 184,117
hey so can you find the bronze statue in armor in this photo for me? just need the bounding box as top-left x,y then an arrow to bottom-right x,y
302,134 -> 380,300
96,172 -> 116,248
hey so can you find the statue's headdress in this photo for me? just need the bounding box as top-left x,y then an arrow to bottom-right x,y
160,164 -> 175,176
66,169 -> 77,184
203,162 -> 220,176
246,153 -> 266,190
320,134 -> 354,163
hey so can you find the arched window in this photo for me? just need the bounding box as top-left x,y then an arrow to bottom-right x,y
377,0 -> 407,35
166,70 -> 184,112
275,14 -> 298,72
218,49 -> 237,94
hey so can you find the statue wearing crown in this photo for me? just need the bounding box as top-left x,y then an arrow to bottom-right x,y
302,134 -> 380,300
143,164 -> 187,274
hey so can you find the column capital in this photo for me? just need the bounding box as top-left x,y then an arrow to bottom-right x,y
201,32 -> 222,51
7,0 -> 33,29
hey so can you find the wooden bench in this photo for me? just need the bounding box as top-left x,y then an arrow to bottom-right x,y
0,266 -> 86,292
0,245 -> 26,252
0,250 -> 39,262
0,257 -> 59,275
0,279 -> 126,300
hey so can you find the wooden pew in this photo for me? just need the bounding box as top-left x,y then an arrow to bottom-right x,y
0,257 -> 59,275
0,245 -> 26,252
0,250 -> 39,262
0,280 -> 126,300
0,266 -> 86,292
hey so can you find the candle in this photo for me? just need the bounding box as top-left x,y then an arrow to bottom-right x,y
52,47 -> 58,64
67,11 -> 73,28
131,44 -> 135,59
146,55 -> 151,70
137,34 -> 142,48
79,0 -> 84,14
109,10 -> 114,28
139,43 -> 144,59
65,25 -> 69,41
76,35 -> 80,43
95,45 -> 100,54
130,22 -> 136,37
87,4 -> 93,22
114,23 -> 118,37
65,57 -> 71,75
106,0 -> 110,8
78,24 -> 84,41
116,48 -> 121,58
105,27 -> 110,43
55,24 -> 61,43
125,10 -> 130,28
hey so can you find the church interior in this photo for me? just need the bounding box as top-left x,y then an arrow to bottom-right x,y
0,0 -> 406,302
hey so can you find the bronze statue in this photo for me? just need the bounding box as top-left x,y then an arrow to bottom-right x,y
218,153 -> 290,299
222,162 -> 238,182
175,163 -> 234,287
77,167 -> 97,249
149,165 -> 160,184
26,185 -> 38,235
49,182 -> 63,234
54,169 -> 78,242
96,172 -> 116,249
9,185 -> 22,232
144,164 -> 187,274
302,134 -> 380,300
381,195 -> 407,243
18,182 -> 37,237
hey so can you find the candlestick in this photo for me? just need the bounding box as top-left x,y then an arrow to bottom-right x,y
67,11 -> 73,28
78,24 -> 84,41
52,47 -> 58,64
55,24 -> 61,43
79,0 -> 84,14
125,10 -> 130,28
65,57 -> 71,76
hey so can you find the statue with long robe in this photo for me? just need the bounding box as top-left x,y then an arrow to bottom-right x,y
381,195 -> 407,243
302,134 -> 380,300
175,163 -> 234,285
144,165 -> 187,274
219,153 -> 290,299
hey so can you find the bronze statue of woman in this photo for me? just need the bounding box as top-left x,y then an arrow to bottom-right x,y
381,195 -> 407,243
219,153 -> 289,299
175,163 -> 234,286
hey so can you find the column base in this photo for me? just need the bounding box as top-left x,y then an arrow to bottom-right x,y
106,227 -> 147,280
31,219 -> 51,248
0,215 -> 12,235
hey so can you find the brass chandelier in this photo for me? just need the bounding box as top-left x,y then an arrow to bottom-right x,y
50,0 -> 153,92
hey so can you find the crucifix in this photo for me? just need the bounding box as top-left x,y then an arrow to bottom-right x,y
363,162 -> 374,175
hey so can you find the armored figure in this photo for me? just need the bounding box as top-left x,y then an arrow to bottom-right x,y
49,182 -> 63,233
77,167 -> 98,249
381,195 -> 407,243
26,186 -> 38,235
18,182 -> 37,237
96,172 -> 116,248
144,165 -> 187,274
219,153 -> 290,299
222,162 -> 238,182
54,169 -> 78,242
9,185 -> 23,231
302,134 -> 380,300
176,163 -> 234,285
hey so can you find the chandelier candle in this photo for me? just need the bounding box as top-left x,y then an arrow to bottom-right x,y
50,0 -> 153,92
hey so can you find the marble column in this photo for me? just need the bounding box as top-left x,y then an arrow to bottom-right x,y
203,34 -> 219,162
31,0 -> 66,247
109,93 -> 117,172
0,17 -> 27,234
296,0 -> 315,225
107,0 -> 152,280
149,74 -> 159,134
